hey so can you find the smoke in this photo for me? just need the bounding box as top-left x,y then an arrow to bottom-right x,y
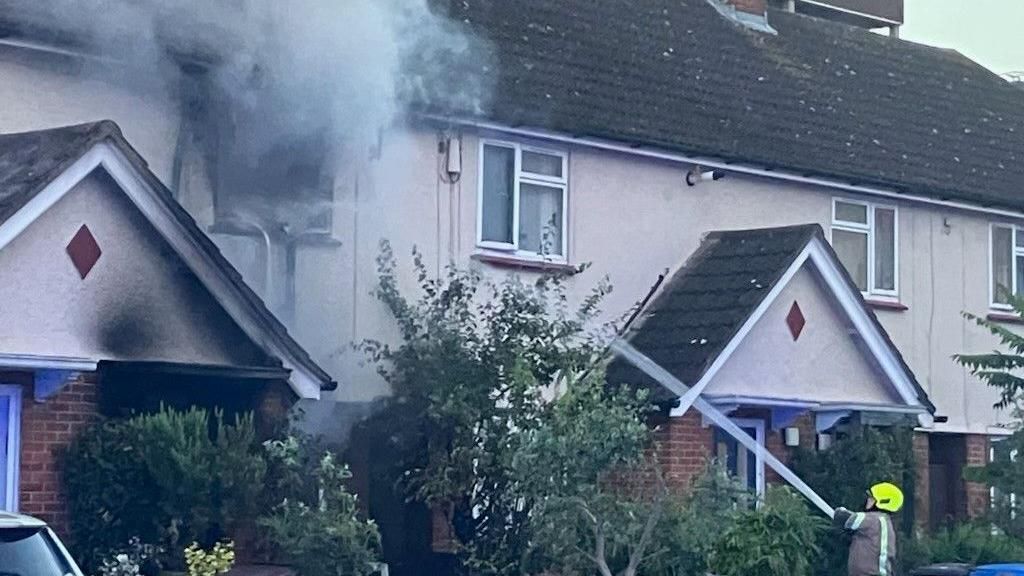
3,0 -> 490,229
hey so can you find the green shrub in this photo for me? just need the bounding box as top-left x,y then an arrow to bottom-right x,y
64,420 -> 161,571
708,486 -> 827,576
64,407 -> 266,570
653,461 -> 753,576
790,424 -> 916,576
791,425 -> 916,524
903,523 -> 1024,568
258,443 -> 381,576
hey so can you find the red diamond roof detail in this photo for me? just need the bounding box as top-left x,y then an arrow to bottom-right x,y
66,224 -> 102,279
786,301 -> 805,341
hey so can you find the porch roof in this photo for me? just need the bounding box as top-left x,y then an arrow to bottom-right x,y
0,121 -> 336,398
608,224 -> 934,415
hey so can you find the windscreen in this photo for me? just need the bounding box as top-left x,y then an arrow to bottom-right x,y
0,528 -> 73,576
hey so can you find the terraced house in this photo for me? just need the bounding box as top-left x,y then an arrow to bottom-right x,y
0,0 -> 1023,544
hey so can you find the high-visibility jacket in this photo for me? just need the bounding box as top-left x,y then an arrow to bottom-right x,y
833,507 -> 897,576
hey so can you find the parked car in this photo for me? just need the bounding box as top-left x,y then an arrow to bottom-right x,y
0,512 -> 83,576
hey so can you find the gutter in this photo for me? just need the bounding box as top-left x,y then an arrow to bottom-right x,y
427,115 -> 1024,222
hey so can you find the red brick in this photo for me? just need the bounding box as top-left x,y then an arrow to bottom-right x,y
18,373 -> 100,536
965,434 -> 990,519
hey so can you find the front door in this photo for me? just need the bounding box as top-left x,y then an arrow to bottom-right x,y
714,418 -> 766,497
0,386 -> 22,511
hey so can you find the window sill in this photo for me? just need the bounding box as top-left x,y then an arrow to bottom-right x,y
864,298 -> 908,312
471,250 -> 577,273
987,312 -> 1024,325
208,223 -> 342,247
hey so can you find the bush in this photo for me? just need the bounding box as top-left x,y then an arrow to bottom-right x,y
708,486 -> 827,576
184,541 -> 236,576
902,524 -> 1024,568
64,407 -> 266,570
651,461 -> 753,576
95,537 -> 163,576
258,442 -> 381,576
790,424 -> 916,576
64,420 -> 161,571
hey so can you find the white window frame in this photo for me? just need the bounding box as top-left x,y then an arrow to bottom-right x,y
0,385 -> 21,512
831,198 -> 899,298
728,417 -> 766,499
989,223 -> 1024,310
477,139 -> 569,261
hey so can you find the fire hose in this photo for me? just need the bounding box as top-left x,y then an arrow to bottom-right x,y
610,338 -> 836,518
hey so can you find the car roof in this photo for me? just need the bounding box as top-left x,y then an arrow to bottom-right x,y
0,512 -> 47,529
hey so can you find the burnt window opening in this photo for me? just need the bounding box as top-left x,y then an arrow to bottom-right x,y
213,131 -> 335,237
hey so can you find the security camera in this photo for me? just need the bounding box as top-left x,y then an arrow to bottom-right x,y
685,166 -> 725,186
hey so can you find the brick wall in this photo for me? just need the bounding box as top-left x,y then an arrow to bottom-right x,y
20,373 -> 100,534
764,415 -> 816,484
965,433 -> 990,519
653,411 -> 715,492
913,432 -> 930,529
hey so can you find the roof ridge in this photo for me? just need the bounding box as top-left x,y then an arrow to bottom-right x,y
706,223 -> 823,238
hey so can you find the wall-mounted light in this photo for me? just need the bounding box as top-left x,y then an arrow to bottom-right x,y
817,433 -> 833,451
685,165 -> 726,186
784,427 -> 800,447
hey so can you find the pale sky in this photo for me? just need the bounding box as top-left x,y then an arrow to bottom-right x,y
900,0 -> 1024,75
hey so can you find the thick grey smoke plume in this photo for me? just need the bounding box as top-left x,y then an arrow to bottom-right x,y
4,0 -> 489,228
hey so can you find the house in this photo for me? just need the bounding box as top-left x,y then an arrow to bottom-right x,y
0,0 -> 1023,536
0,121 -> 335,531
607,224 -> 934,501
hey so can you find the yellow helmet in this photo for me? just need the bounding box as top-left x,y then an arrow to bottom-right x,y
869,482 -> 904,513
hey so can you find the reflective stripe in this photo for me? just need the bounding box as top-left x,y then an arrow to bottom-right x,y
878,516 -> 890,576
846,512 -> 866,530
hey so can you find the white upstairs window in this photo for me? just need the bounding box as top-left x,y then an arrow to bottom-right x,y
478,141 -> 568,260
990,224 -> 1024,307
831,199 -> 898,297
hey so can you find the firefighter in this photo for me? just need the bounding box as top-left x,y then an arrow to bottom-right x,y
832,482 -> 904,576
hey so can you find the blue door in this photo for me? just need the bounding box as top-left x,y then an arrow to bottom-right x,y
0,386 -> 21,511
714,418 -> 765,497
0,395 -> 7,509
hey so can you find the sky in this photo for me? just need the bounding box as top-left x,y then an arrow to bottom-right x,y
900,0 -> 1024,76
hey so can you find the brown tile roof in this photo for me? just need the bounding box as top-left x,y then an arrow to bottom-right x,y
608,224 -> 932,411
437,0 -> 1024,211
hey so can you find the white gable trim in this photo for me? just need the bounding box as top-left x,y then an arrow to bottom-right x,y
670,235 -> 931,427
0,142 -> 323,399
672,245 -> 810,415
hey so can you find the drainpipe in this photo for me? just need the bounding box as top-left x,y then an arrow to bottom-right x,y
170,122 -> 188,198
221,215 -> 274,302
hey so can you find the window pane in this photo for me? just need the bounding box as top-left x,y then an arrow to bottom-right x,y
833,229 -> 869,291
874,208 -> 896,291
835,201 -> 868,224
521,150 -> 563,178
993,227 -> 1013,304
519,183 -> 564,256
481,145 -> 515,244
1017,255 -> 1024,298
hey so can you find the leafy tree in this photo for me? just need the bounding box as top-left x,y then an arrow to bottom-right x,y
956,297 -> 1024,411
362,241 -> 611,574
955,297 -> 1024,536
511,372 -> 666,576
